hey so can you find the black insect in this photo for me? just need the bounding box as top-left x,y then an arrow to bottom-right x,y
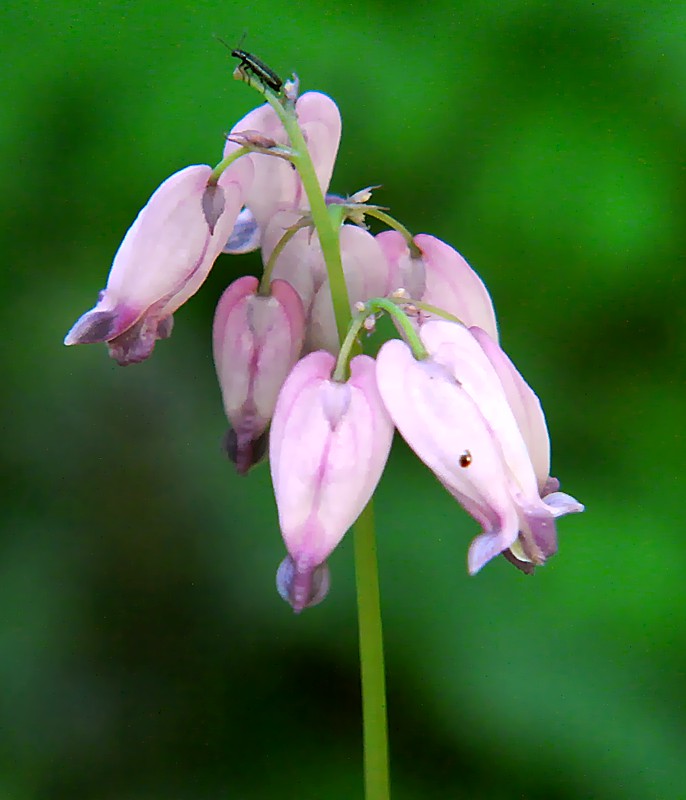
231,47 -> 283,93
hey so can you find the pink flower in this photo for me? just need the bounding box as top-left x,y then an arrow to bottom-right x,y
377,233 -> 498,341
376,320 -> 582,574
223,92 -> 341,252
261,218 -> 391,353
64,160 -> 253,365
270,352 -> 394,611
212,275 -> 305,474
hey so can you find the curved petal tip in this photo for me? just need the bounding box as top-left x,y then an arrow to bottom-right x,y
276,556 -> 330,613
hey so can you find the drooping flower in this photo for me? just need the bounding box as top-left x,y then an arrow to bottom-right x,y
212,275 -> 305,474
261,217 -> 391,354
64,159 -> 253,365
376,232 -> 499,341
223,92 -> 341,253
270,351 -> 394,611
376,320 -> 582,574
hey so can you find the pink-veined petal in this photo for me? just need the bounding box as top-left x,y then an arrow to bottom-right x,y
419,321 -> 540,501
376,338 -> 522,571
213,276 -> 305,474
470,326 -> 552,490
270,353 -> 393,571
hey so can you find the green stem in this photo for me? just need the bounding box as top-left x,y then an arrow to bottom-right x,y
209,146 -> 248,184
363,208 -> 418,253
254,86 -> 390,799
260,225 -> 300,294
332,310 -> 366,382
365,297 -> 428,358
412,299 -> 463,325
334,297 -> 430,366
263,94 -> 351,345
353,501 -> 390,800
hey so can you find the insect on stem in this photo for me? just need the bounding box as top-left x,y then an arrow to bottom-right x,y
215,35 -> 284,93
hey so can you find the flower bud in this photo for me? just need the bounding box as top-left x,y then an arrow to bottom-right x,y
213,276 -> 305,474
270,351 -> 393,610
64,159 -> 253,364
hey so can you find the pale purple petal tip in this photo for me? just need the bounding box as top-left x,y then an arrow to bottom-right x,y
221,427 -> 269,475
543,476 -> 561,495
276,556 -> 330,613
64,309 -> 122,346
468,530 -> 514,575
543,491 -> 585,517
223,207 -> 262,253
64,302 -> 142,348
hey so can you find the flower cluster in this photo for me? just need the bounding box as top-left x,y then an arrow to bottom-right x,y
65,74 -> 583,612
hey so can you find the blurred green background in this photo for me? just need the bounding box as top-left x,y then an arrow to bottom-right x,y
2,1 -> 685,798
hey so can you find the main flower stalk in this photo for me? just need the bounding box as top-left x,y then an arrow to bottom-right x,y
354,501 -> 390,800
262,92 -> 351,345
265,86 -> 391,799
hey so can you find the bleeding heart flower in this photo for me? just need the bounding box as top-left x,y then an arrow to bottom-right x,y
270,351 -> 393,611
64,159 -> 253,364
376,320 -> 583,573
213,275 -> 305,474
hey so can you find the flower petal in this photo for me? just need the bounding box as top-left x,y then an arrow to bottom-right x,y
415,234 -> 498,341
224,92 -> 341,233
64,159 -> 253,364
213,276 -> 305,474
419,321 -> 540,501
469,326 -> 551,490
375,230 -> 426,300
270,352 -> 393,574
376,338 -> 522,571
276,556 -> 331,613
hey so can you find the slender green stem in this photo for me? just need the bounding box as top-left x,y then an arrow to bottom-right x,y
209,146 -> 248,184
260,224 -> 300,294
353,501 -> 390,800
412,299 -> 463,324
263,93 -> 351,345
363,208 -> 421,256
247,83 -> 390,799
333,297 -> 430,367
332,310 -> 367,382
364,297 -> 428,358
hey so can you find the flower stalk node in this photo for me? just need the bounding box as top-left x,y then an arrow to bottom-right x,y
224,130 -> 296,162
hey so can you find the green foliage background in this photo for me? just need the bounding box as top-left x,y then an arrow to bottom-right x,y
2,1 -> 685,798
